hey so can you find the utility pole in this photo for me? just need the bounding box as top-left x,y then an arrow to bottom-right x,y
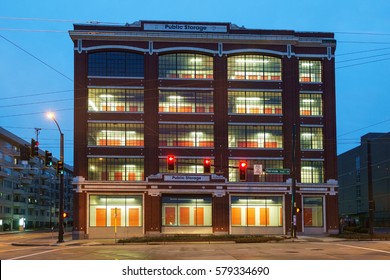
367,140 -> 375,236
34,128 -> 41,143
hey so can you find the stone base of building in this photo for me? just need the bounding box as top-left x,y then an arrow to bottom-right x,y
72,230 -> 86,240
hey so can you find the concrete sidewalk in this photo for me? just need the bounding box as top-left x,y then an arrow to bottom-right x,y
8,232 -> 346,247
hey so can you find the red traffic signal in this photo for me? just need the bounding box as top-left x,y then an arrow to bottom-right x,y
203,158 -> 211,173
30,139 -> 39,157
239,161 -> 247,181
167,155 -> 175,171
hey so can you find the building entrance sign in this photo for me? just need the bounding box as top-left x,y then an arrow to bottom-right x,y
164,175 -> 210,182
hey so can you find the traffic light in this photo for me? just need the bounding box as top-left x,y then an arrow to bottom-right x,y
167,155 -> 175,171
203,158 -> 211,173
30,139 -> 39,157
56,161 -> 64,175
45,151 -> 53,166
295,207 -> 301,214
63,212 -> 68,218
239,161 -> 247,181
20,145 -> 30,160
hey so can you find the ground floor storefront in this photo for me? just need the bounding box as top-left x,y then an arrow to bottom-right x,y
72,175 -> 339,239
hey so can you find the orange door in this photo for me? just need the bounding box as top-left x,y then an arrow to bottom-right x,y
165,207 -> 176,225
194,207 -> 204,226
260,208 -> 270,226
231,207 -> 241,226
96,208 -> 107,226
180,207 -> 190,225
247,208 -> 256,226
128,208 -> 139,226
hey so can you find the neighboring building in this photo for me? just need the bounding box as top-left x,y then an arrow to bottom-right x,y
69,20 -> 338,239
338,133 -> 390,228
0,127 -> 73,231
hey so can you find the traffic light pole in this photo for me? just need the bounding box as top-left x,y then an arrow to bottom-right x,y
291,124 -> 297,238
49,114 -> 65,243
58,132 -> 65,243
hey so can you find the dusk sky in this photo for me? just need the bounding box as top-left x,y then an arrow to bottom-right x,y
1,0 -> 389,166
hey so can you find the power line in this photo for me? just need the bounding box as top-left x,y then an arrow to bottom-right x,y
0,98 -> 72,108
336,57 -> 390,69
0,34 -> 73,82
338,118 -> 390,137
336,52 -> 390,64
0,107 -> 73,118
0,16 -> 122,25
0,89 -> 73,101
0,28 -> 67,33
337,46 -> 390,56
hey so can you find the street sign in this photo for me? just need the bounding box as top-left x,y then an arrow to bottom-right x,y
265,168 -> 290,175
254,164 -> 263,175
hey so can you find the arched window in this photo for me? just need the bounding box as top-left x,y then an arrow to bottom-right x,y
228,54 -> 281,81
159,53 -> 213,79
88,51 -> 144,77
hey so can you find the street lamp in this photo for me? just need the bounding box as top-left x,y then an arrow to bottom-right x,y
47,112 -> 65,243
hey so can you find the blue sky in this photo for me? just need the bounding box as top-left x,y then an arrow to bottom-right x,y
1,0 -> 390,166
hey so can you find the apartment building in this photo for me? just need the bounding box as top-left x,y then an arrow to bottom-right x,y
0,127 -> 73,231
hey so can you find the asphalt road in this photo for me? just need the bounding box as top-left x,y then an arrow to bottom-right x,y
1,231 -> 390,260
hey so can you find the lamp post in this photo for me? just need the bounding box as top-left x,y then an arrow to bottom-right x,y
47,112 -> 65,243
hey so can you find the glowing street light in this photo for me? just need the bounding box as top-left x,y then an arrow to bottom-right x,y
47,112 -> 65,243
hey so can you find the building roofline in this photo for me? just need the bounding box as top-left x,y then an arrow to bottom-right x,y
70,20 -> 335,48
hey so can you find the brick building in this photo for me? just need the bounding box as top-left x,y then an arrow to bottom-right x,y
69,20 -> 338,239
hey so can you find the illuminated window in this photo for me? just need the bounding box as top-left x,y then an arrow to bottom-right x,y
228,91 -> 282,114
159,90 -> 213,113
228,125 -> 283,149
162,196 -> 212,226
303,197 -> 323,227
159,53 -> 213,79
301,161 -> 324,183
231,196 -> 283,227
89,195 -> 143,227
88,123 -> 144,147
88,157 -> 144,181
299,60 -> 322,83
88,88 -> 144,112
299,93 -> 323,116
300,126 -> 323,150
229,159 -> 283,182
88,51 -> 144,77
159,124 -> 214,148
228,55 -> 281,81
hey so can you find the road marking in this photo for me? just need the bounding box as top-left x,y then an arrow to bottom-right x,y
8,247 -> 73,260
336,243 -> 390,254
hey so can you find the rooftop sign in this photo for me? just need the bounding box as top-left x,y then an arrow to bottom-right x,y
143,23 -> 228,33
